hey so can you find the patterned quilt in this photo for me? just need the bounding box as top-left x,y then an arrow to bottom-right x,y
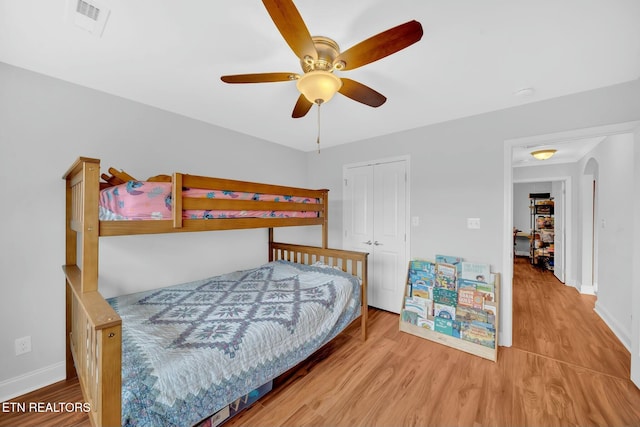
107,260 -> 361,427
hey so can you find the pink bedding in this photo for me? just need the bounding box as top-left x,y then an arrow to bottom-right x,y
99,181 -> 319,221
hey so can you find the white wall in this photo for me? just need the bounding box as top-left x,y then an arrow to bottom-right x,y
1,61 -> 640,399
579,134 -> 635,349
0,62 -> 309,400
305,78 -> 640,349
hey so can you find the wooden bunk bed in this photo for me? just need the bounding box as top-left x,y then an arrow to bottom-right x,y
62,157 -> 368,427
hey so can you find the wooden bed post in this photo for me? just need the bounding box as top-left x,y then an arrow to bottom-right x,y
322,190 -> 328,248
81,160 -> 100,293
63,157 -> 122,427
65,163 -> 78,380
172,172 -> 183,229
268,228 -> 274,262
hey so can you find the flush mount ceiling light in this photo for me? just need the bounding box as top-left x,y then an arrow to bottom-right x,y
296,70 -> 342,105
531,149 -> 557,160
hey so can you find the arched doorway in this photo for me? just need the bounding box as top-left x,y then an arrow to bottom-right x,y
580,158 -> 598,295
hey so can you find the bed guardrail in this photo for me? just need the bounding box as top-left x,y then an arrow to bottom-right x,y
270,241 -> 369,340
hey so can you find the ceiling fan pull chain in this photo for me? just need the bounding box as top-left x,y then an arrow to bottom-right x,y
316,102 -> 321,153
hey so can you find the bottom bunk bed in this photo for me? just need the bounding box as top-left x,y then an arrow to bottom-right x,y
65,243 -> 367,427
109,258 -> 362,427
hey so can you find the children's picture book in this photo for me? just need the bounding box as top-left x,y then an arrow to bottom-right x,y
434,317 -> 453,335
435,262 -> 457,291
410,259 -> 436,275
401,309 -> 419,325
434,302 -> 456,320
452,320 -> 461,338
433,288 -> 457,306
404,296 -> 432,318
455,305 -> 489,323
417,317 -> 434,330
457,288 -> 474,307
476,281 -> 495,294
460,261 -> 491,283
483,300 -> 497,324
409,260 -> 437,289
483,300 -> 497,315
435,255 -> 463,272
457,278 -> 481,290
460,321 -> 496,348
411,280 -> 433,300
477,290 -> 495,303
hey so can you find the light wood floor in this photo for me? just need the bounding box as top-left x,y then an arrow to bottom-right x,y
2,257 -> 639,427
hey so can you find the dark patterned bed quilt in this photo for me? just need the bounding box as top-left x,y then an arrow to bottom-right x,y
107,260 -> 361,427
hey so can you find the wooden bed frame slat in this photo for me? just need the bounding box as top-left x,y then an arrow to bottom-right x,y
182,198 -> 324,212
98,217 -> 326,236
180,173 -> 328,199
62,157 -> 367,427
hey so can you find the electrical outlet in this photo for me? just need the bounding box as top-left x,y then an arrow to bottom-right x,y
15,336 -> 31,356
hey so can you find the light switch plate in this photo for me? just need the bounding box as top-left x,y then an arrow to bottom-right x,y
467,218 -> 480,229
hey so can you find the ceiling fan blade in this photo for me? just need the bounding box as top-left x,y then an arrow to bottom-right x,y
292,94 -> 313,118
262,0 -> 317,61
221,72 -> 298,84
338,78 -> 387,107
335,20 -> 423,71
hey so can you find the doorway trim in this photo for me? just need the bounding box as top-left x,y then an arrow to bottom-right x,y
503,120 -> 640,349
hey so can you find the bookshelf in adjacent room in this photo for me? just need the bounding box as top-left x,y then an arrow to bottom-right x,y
529,193 -> 554,270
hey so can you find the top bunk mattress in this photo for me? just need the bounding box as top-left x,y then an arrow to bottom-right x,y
99,181 -> 320,221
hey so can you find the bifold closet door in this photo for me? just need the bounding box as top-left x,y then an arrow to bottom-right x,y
344,160 -> 407,313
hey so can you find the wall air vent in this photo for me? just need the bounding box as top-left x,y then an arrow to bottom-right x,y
68,0 -> 111,37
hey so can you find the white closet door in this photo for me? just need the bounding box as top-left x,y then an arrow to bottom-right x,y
371,161 -> 407,313
343,165 -> 374,253
344,159 -> 407,313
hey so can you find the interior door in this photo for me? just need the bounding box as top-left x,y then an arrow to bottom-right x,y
344,159 -> 408,313
343,164 -> 374,255
551,180 -> 565,282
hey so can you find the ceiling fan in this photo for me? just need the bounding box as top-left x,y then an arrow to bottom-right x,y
221,0 -> 424,119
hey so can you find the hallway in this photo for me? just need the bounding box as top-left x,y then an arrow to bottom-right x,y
512,256 -> 631,379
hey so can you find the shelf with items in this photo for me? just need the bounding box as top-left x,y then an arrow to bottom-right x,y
398,257 -> 499,362
529,193 -> 554,270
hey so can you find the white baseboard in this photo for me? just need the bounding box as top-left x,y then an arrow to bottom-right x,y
580,284 -> 596,295
0,362 -> 65,403
594,301 -> 631,351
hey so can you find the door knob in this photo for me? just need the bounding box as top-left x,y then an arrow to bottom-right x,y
374,241 -> 382,246
362,240 -> 373,245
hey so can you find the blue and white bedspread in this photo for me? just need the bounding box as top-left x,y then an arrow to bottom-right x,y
107,260 -> 361,427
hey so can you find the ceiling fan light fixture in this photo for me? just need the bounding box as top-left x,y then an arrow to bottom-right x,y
296,71 -> 342,104
531,149 -> 557,160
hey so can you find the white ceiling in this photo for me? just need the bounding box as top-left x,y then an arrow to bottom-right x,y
1,0 -> 639,153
